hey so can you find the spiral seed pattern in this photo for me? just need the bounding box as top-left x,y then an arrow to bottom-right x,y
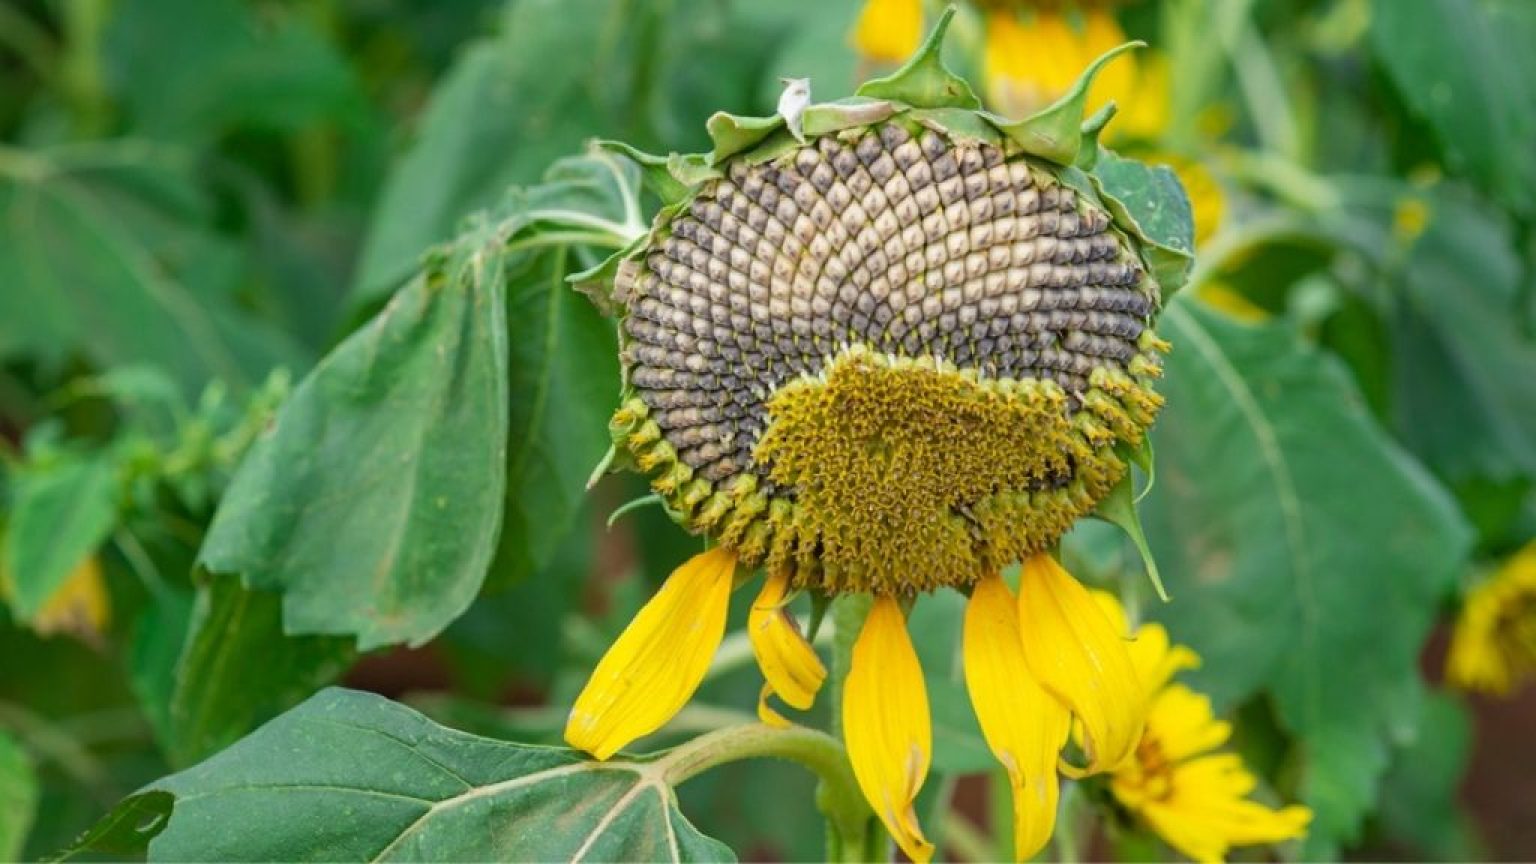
617,122 -> 1154,492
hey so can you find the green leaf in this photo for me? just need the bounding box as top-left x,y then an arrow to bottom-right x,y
854,6 -> 979,110
1375,690 -> 1477,860
1383,186 -> 1536,483
0,145 -> 308,395
2,454 -> 116,621
164,577 -> 354,767
103,0 -> 361,139
1370,0 -> 1536,215
52,792 -> 174,862
994,43 -> 1142,165
86,688 -> 733,862
1089,149 -> 1196,297
0,730 -> 37,860
351,0 -> 626,301
200,229 -> 511,651
705,113 -> 785,165
1144,301 -> 1472,856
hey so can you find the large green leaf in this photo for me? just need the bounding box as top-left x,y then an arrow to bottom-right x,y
199,226 -> 511,651
162,577 -> 354,767
103,0 -> 361,139
351,0 -> 626,301
1370,0 -> 1536,215
1384,186 -> 1536,483
76,688 -> 732,862
1,454 -> 116,621
0,144 -> 308,394
0,730 -> 37,860
1143,301 -> 1471,856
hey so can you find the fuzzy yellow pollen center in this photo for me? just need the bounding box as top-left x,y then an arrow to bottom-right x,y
754,346 -> 1124,593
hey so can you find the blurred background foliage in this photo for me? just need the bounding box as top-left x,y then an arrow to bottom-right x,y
1,0 -> 1534,860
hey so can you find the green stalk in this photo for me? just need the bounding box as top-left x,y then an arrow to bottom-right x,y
660,722 -> 873,861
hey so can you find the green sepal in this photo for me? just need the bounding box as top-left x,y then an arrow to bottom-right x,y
1076,103 -> 1119,170
607,493 -> 663,528
1124,436 -> 1156,503
1086,148 -> 1195,297
910,107 -> 1004,147
595,141 -> 719,204
994,41 -> 1143,166
565,231 -> 647,316
1094,467 -> 1169,602
802,98 -> 902,138
805,591 -> 832,643
706,111 -> 785,165
855,6 -> 980,110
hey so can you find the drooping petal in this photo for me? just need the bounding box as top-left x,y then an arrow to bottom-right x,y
749,568 -> 827,726
963,574 -> 1072,861
844,596 -> 934,864
565,547 -> 736,759
1018,554 -> 1146,774
850,0 -> 923,64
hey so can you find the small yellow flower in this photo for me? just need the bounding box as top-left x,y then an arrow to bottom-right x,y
1102,594 -> 1312,863
852,0 -> 925,64
1448,543 -> 1536,696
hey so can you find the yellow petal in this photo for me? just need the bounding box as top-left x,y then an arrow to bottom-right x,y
750,568 -> 827,724
1138,754 -> 1312,863
565,547 -> 736,759
963,575 -> 1071,861
851,0 -> 923,64
1018,554 -> 1145,774
844,596 -> 934,864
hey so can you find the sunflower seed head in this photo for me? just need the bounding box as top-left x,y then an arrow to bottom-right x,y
613,122 -> 1165,592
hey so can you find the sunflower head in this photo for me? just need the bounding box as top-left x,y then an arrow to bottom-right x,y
595,10 -> 1182,599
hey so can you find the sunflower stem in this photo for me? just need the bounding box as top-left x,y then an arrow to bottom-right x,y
660,722 -> 874,860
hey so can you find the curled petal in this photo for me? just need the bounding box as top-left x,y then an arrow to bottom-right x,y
963,575 -> 1072,861
749,569 -> 827,725
844,597 -> 934,864
1018,554 -> 1146,773
565,548 -> 736,759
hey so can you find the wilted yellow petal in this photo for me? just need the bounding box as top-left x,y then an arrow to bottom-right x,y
750,568 -> 826,725
565,547 -> 736,760
851,0 -> 923,64
844,596 -> 934,864
32,556 -> 111,643
1018,554 -> 1145,774
963,575 -> 1071,861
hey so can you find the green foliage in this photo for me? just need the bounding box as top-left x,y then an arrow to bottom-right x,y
0,730 -> 37,860
76,689 -> 733,862
3,0 -> 1535,861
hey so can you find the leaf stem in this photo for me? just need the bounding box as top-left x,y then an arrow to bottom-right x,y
660,722 -> 874,859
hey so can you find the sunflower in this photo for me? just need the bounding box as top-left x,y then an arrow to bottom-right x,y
1448,543 -> 1536,696
566,14 -> 1176,861
1098,592 -> 1312,863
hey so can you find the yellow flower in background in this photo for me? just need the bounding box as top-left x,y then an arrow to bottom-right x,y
1448,543 -> 1536,696
1101,594 -> 1313,863
852,0 -> 925,64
